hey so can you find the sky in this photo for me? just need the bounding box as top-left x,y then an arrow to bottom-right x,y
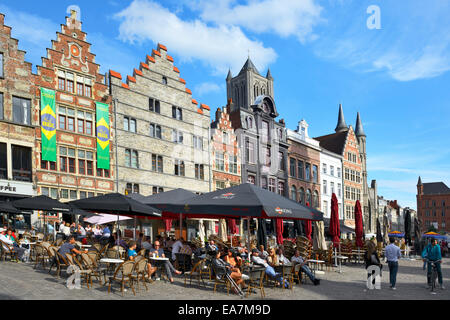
1,0 -> 449,210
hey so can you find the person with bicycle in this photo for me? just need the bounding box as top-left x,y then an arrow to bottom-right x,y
422,238 -> 444,290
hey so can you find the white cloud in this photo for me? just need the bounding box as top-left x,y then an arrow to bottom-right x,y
194,82 -> 222,96
197,0 -> 324,43
115,0 -> 277,75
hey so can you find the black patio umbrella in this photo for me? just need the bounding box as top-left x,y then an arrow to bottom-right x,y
404,209 -> 412,246
164,184 -> 323,221
0,201 -> 22,214
140,188 -> 197,208
70,193 -> 161,217
257,218 -> 267,250
67,203 -> 97,218
12,195 -> 71,212
376,218 -> 383,243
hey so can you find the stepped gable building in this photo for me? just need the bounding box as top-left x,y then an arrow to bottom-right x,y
417,176 -> 450,233
211,107 -> 241,191
286,120 -> 321,210
108,43 -> 211,197
34,10 -> 115,220
0,13 -> 36,227
226,59 -> 288,196
314,104 -> 363,228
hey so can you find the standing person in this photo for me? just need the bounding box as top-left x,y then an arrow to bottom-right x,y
364,241 -> 382,287
385,237 -> 401,290
171,237 -> 183,261
422,238 -> 444,289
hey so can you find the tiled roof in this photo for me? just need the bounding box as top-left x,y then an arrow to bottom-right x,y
110,70 -> 122,80
314,131 -> 348,155
423,182 -> 450,195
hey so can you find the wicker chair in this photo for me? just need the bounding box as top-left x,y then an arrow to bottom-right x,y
47,246 -> 59,274
65,253 -> 92,289
245,269 -> 266,298
184,259 -> 206,288
55,252 -> 70,278
131,258 -> 151,292
81,252 -> 106,286
34,244 -> 50,269
108,261 -> 136,296
212,264 -> 230,295
175,253 -> 191,273
0,240 -> 18,262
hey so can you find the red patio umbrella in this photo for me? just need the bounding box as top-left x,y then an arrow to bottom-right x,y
304,202 -> 312,241
330,193 -> 340,248
276,218 -> 284,245
164,218 -> 172,232
228,218 -> 238,235
354,200 -> 364,248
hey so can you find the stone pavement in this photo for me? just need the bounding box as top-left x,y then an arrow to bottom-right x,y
0,257 -> 449,300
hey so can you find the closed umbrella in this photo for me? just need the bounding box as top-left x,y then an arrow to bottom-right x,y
313,220 -> 327,251
354,200 -> 364,248
218,219 -> 227,242
164,219 -> 173,233
198,219 -> 206,247
276,218 -> 283,245
376,218 -> 383,243
404,209 -> 411,246
383,214 -> 389,245
304,220 -> 312,241
228,218 -> 238,235
329,193 -> 340,248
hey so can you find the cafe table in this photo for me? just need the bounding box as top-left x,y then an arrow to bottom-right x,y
306,259 -> 325,275
99,258 -> 124,277
149,257 -> 169,280
332,255 -> 348,273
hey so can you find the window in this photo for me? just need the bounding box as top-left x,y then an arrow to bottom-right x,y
345,186 -> 350,199
323,200 -> 328,217
330,166 -> 334,176
59,147 -> 76,173
344,168 -> 350,180
195,164 -> 204,180
306,189 -> 312,206
125,183 -> 140,195
60,189 -> 69,199
323,164 -> 327,174
0,143 -> 5,179
261,177 -> 268,190
247,117 -> 253,129
229,155 -> 238,174
323,180 -> 327,195
76,111 -> 93,135
78,150 -> 94,175
0,93 -> 3,120
58,107 -> 75,132
290,158 -> 296,177
193,136 -> 203,150
313,190 -> 319,208
268,178 -> 276,193
125,149 -> 138,168
297,160 -> 304,180
245,140 -> 255,163
299,188 -> 305,204
337,167 -> 341,178
305,163 -> 311,181
247,175 -> 255,185
96,163 -> 110,178
150,124 -> 162,139
223,132 -> 229,145
77,83 -> 84,96
312,165 -> 318,183
41,187 -> 58,199
40,153 -> 56,171
124,117 -> 136,133
264,146 -> 271,167
84,85 -> 91,98
125,149 -> 130,167
291,186 -> 297,201
12,145 -> 32,182
330,182 -> 335,195
152,187 -> 164,195
172,130 -> 183,144
215,152 -> 224,171
172,106 -> 182,120
162,76 -> 168,85
58,77 -> 66,91
216,181 -> 226,190
278,181 -> 285,196
12,97 -> 31,125
152,154 -> 163,173
0,53 -> 3,78
337,183 -> 342,198
278,152 -> 284,171
261,121 -> 269,142
149,98 -> 161,113
174,160 -> 185,176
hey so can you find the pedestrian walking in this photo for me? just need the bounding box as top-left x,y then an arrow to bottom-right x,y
385,237 -> 401,290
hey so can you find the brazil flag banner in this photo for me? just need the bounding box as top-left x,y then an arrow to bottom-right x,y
40,88 -> 57,162
96,102 -> 110,169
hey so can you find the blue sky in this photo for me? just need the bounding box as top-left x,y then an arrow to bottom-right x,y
2,0 -> 450,209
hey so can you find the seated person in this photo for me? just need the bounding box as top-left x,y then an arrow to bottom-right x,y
291,250 -> 320,285
212,251 -> 245,292
223,248 -> 242,268
17,234 -> 31,262
206,239 -> 219,252
102,225 -> 111,239
277,248 -> 290,265
0,228 -> 26,262
113,232 -> 128,250
258,245 -> 269,259
266,248 -> 280,267
128,241 -> 157,279
251,249 -> 288,288
149,240 -> 182,283
57,236 -> 87,261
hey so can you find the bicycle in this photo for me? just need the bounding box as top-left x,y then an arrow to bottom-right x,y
424,259 -> 441,294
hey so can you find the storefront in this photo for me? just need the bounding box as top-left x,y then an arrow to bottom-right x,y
0,180 -> 35,230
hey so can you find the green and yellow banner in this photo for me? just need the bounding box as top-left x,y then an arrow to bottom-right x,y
96,102 -> 110,169
40,88 -> 57,162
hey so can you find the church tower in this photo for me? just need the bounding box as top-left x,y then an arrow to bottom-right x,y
226,57 -> 274,111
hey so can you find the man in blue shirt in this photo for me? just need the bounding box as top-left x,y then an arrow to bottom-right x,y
385,237 -> 401,290
422,238 -> 444,289
149,240 -> 182,283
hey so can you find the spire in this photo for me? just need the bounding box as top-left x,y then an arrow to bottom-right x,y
417,176 -> 422,186
335,104 -> 348,133
239,57 -> 260,75
226,69 -> 232,81
266,68 -> 273,80
355,112 -> 366,137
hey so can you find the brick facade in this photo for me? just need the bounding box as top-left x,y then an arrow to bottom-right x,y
417,179 -> 450,233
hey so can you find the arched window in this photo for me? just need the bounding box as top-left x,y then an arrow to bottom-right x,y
240,85 -> 245,108
299,188 -> 305,204
313,190 -> 319,208
306,189 -> 312,206
247,116 -> 253,129
261,86 -> 266,95
291,186 -> 297,201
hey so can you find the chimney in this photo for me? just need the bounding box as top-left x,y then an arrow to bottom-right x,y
215,108 -> 222,122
